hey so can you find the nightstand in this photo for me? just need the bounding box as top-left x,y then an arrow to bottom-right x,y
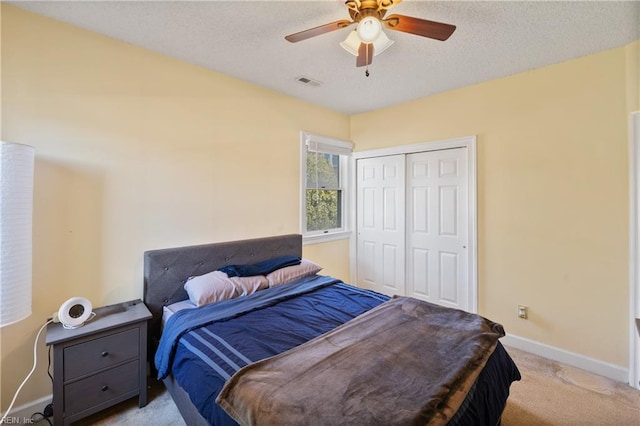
45,299 -> 152,426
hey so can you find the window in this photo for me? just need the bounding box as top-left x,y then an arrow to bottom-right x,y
300,132 -> 352,242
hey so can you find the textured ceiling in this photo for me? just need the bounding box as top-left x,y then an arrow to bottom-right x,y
9,0 -> 640,115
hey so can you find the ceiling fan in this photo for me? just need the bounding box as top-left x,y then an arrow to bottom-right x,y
284,0 -> 456,71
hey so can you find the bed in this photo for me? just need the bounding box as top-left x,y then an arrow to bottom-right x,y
144,234 -> 521,425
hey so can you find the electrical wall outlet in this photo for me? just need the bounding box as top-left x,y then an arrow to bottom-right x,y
517,305 -> 528,319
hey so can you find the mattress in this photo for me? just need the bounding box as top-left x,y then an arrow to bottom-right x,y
162,300 -> 196,328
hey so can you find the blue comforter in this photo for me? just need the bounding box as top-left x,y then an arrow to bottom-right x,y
155,275 -> 390,425
155,274 -> 520,425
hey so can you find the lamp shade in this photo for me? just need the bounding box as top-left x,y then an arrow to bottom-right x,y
340,30 -> 394,57
0,142 -> 34,327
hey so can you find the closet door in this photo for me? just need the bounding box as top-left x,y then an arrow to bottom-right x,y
406,148 -> 469,310
356,155 -> 405,296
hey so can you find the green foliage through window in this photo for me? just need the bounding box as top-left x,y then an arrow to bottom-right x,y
306,152 -> 342,232
306,189 -> 341,231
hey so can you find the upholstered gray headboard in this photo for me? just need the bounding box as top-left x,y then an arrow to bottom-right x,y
143,234 -> 302,342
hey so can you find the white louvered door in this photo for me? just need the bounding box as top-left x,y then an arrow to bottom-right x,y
356,155 -> 405,295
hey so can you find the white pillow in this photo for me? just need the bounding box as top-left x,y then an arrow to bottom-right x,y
266,258 -> 323,287
230,275 -> 269,296
184,271 -> 237,307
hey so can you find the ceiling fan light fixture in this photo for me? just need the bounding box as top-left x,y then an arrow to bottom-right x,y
372,30 -> 394,56
285,0 -> 457,71
340,30 -> 361,56
340,30 -> 394,57
356,16 -> 382,43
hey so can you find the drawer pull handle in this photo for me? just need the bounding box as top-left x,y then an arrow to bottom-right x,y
101,351 -> 109,357
101,385 -> 109,392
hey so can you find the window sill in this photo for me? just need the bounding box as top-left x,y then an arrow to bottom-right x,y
303,231 -> 352,245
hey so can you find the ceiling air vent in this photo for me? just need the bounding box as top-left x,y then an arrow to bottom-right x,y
295,76 -> 323,87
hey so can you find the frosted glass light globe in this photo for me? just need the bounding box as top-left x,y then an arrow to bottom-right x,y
357,16 -> 382,43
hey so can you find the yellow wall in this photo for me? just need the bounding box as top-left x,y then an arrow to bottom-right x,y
351,44 -> 635,367
303,239 -> 351,281
0,5 -> 350,409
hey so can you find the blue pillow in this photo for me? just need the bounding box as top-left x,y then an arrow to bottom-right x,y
218,255 -> 301,278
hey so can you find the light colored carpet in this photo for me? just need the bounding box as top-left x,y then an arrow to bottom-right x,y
40,346 -> 639,425
502,347 -> 640,425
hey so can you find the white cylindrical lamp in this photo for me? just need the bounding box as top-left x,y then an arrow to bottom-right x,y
0,142 -> 35,327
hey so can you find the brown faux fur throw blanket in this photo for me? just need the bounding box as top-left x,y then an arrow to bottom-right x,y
217,296 -> 505,426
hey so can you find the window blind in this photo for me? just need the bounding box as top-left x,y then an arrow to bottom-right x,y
305,135 -> 353,156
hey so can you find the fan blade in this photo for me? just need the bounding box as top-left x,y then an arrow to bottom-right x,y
285,20 -> 354,43
383,14 -> 456,41
356,43 -> 374,67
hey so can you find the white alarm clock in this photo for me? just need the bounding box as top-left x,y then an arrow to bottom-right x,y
57,297 -> 93,329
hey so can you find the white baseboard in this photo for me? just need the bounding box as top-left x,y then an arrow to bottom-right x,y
502,333 -> 629,384
0,394 -> 52,424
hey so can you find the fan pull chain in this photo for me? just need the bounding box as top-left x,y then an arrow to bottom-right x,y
365,44 -> 370,77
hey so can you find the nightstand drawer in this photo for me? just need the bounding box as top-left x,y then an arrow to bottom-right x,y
64,328 -> 139,380
64,360 -> 139,416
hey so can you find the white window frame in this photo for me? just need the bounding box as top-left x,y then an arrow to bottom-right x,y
300,131 -> 352,244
